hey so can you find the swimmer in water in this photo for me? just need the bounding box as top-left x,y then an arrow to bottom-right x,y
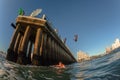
56,62 -> 65,68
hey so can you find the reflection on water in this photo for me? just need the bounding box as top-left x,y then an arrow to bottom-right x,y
0,51 -> 120,80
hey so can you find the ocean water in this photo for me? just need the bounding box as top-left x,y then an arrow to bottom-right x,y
0,51 -> 120,80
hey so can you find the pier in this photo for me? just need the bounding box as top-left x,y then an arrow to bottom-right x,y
6,15 -> 76,66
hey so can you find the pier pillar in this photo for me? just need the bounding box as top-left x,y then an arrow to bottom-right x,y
54,42 -> 57,64
56,44 -> 59,63
32,28 -> 42,65
42,33 -> 47,65
39,32 -> 44,56
17,26 -> 31,64
51,40 -> 54,64
61,48 -> 64,62
59,47 -> 61,61
52,40 -> 56,64
27,41 -> 33,64
57,44 -> 60,62
47,36 -> 52,65
14,33 -> 21,53
6,24 -> 21,62
45,35 -> 50,65
13,33 -> 22,62
18,35 -> 23,53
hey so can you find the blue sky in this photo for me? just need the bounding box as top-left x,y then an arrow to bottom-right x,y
1,0 -> 120,57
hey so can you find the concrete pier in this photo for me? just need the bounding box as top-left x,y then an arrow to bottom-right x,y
6,15 -> 77,66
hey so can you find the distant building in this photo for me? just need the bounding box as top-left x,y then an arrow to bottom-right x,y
106,38 -> 120,54
112,38 -> 120,50
77,51 -> 90,62
106,47 -> 112,54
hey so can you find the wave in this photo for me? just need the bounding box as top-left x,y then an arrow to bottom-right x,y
0,51 -> 120,80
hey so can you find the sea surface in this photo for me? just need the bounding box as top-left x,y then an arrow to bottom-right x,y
0,51 -> 120,80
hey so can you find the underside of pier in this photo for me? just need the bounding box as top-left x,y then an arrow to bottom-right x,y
6,15 -> 77,66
